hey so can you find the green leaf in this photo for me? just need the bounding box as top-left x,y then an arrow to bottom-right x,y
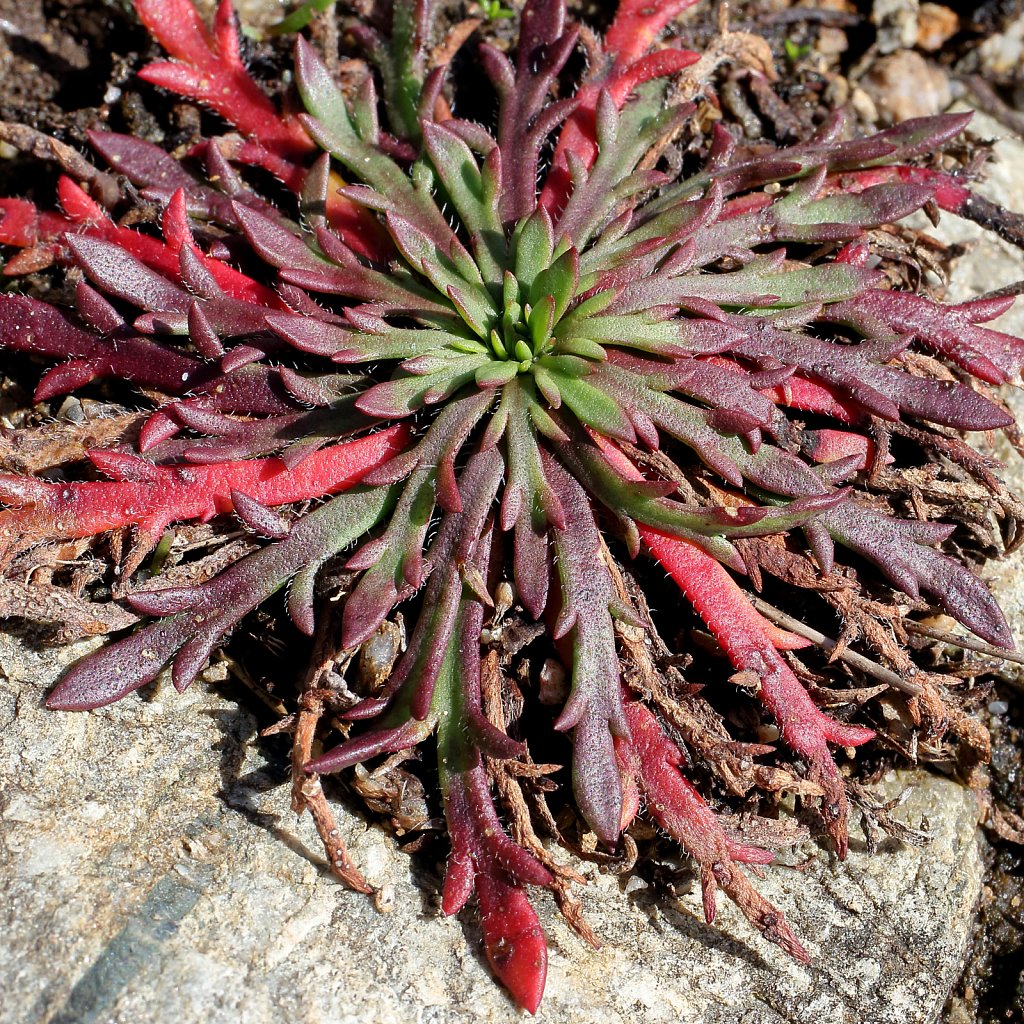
358,356 -> 486,416
529,294 -> 556,351
528,247 -> 579,323
514,209 -> 555,286
268,0 -> 335,36
297,51 -> 410,200
381,0 -> 429,139
557,338 -> 607,361
386,214 -> 498,335
560,313 -> 686,356
422,122 -> 504,282
536,358 -> 635,441
676,260 -> 879,308
542,451 -> 627,846
784,38 -> 811,63
475,361 -> 519,388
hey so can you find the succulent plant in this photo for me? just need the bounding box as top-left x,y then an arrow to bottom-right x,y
1,0 -> 1022,1011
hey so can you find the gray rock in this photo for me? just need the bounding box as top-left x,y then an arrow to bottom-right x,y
976,18 -> 1024,81
927,108 -> 1024,331
0,628 -> 988,1024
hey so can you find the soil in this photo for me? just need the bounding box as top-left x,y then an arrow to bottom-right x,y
1,1 -> 1023,1022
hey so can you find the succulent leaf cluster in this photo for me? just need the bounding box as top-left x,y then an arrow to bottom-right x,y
0,0 -> 1022,1010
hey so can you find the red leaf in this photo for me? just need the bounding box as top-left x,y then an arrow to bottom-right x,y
541,0 -> 700,212
442,763 -> 552,1012
616,700 -> 809,962
134,0 -> 311,161
803,428 -> 887,470
594,436 -> 872,856
0,425 -> 409,546
604,0 -> 702,66
130,0 -> 389,257
703,355 -> 867,424
477,874 -> 548,1015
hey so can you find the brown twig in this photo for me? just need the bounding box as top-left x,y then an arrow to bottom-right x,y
904,620 -> 1024,669
961,75 -> 1024,139
747,595 -> 924,696
0,121 -> 120,206
290,611 -> 373,894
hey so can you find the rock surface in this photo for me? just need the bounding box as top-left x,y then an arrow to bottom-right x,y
0,628 -> 988,1024
928,109 -> 1024,325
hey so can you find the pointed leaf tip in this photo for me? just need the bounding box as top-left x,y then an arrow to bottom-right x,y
477,876 -> 548,1014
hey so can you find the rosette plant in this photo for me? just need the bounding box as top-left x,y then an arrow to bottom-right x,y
1,0 -> 1022,1011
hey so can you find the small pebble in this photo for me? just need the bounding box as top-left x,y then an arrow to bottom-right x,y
850,87 -> 880,125
538,658 -> 568,705
818,26 -> 849,58
871,0 -> 919,53
916,4 -> 959,51
860,50 -> 951,124
977,19 -> 1024,78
